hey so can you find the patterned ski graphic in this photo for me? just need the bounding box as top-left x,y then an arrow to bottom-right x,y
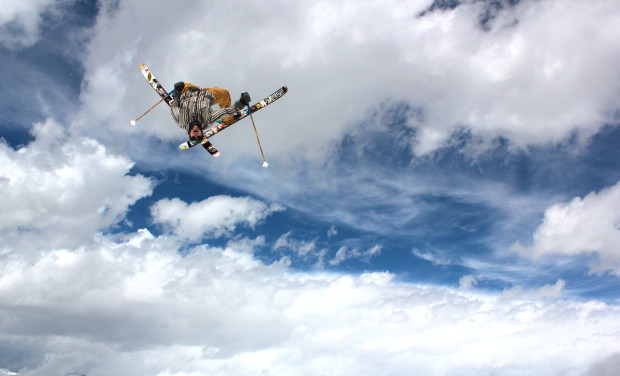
138,63 -> 173,106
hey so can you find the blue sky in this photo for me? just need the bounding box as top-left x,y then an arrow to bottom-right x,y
1,0 -> 620,375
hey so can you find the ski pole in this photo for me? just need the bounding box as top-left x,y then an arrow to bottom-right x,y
247,107 -> 269,168
130,97 -> 165,126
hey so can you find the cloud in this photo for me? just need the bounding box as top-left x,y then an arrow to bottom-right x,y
272,231 -> 327,268
0,118 -> 617,374
0,0 -> 70,49
150,196 -> 281,242
76,0 -> 620,171
329,244 -> 382,266
501,279 -> 566,300
459,275 -> 479,290
327,226 -> 338,238
584,353 -> 620,376
513,181 -> 620,275
0,119 -> 153,253
413,247 -> 454,266
273,231 -> 317,257
0,234 -> 619,375
3,1 -> 620,374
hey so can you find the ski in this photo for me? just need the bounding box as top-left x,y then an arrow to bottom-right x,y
179,86 -> 288,150
202,140 -> 220,157
138,63 -> 221,156
138,63 -> 174,106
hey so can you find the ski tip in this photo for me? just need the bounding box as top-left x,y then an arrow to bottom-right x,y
213,152 -> 221,157
262,162 -> 269,168
283,86 -> 288,93
130,120 -> 136,126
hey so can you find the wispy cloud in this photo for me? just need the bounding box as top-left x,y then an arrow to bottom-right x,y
329,244 -> 382,266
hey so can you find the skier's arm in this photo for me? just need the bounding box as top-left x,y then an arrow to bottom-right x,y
170,103 -> 181,125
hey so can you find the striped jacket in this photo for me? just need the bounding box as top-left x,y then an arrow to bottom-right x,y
170,83 -> 237,132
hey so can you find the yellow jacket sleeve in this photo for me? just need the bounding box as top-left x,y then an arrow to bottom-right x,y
181,82 -> 201,93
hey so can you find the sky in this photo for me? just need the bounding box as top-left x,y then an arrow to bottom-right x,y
1,0 -> 619,375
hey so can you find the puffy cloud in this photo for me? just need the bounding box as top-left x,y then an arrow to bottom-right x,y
0,119 -> 153,253
0,0 -> 69,49
78,0 -> 620,167
0,235 -> 618,375
150,196 -> 281,242
2,1 -> 620,374
513,181 -> 620,275
459,275 -> 479,290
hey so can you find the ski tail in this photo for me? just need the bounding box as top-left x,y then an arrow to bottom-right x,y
202,140 -> 220,157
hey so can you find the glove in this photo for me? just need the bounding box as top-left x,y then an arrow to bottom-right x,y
174,81 -> 185,91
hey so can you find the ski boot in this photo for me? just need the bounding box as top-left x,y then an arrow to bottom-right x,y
171,81 -> 185,104
234,92 -> 251,110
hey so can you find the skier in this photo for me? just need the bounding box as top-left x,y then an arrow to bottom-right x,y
170,81 -> 251,140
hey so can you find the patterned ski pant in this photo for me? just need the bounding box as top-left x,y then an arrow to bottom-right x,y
171,87 -> 237,132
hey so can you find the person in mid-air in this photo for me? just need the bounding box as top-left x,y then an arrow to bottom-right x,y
169,81 -> 250,140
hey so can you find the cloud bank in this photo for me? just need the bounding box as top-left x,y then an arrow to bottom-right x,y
1,235 -> 619,375
77,0 -> 620,164
0,116 -> 619,376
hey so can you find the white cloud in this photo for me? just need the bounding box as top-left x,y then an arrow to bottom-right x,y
412,248 -> 454,266
329,244 -> 382,266
0,235 -> 618,375
76,0 -> 620,170
501,279 -> 566,300
273,231 -> 317,258
225,235 -> 266,254
0,119 -> 153,253
0,0 -> 69,49
459,275 -> 479,290
584,353 -> 620,376
0,121 -> 616,374
273,231 -> 327,268
150,196 -> 281,242
513,181 -> 620,275
3,1 -> 620,374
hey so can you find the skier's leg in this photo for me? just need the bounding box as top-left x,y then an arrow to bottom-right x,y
211,106 -> 239,124
206,87 -> 232,108
207,87 -> 240,125
200,89 -> 250,126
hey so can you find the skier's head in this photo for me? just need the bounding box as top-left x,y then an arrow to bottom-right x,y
188,120 -> 203,141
